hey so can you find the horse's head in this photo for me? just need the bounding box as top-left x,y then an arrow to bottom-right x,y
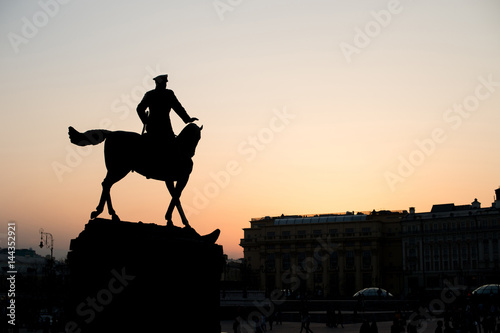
176,123 -> 203,157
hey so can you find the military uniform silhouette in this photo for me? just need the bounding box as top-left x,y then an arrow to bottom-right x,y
137,74 -> 197,146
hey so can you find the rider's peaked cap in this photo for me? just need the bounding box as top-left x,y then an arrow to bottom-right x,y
153,74 -> 168,83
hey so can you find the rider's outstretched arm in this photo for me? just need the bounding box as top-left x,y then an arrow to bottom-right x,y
169,90 -> 197,123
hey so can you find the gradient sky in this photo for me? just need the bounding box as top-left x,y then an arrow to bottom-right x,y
1,0 -> 499,259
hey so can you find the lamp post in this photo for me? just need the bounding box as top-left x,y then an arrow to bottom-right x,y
39,229 -> 55,317
39,228 -> 54,262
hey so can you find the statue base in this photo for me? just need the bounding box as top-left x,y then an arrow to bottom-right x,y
65,218 -> 224,332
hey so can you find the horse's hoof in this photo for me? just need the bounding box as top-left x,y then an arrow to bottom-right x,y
111,214 -> 120,222
90,211 -> 100,219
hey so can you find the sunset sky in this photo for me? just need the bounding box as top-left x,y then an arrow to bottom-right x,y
1,0 -> 499,259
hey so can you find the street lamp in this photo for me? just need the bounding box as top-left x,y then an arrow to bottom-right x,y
39,228 -> 54,261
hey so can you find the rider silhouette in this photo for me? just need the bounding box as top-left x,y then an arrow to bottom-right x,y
137,74 -> 198,146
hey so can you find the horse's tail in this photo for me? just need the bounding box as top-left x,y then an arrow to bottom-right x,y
68,126 -> 111,146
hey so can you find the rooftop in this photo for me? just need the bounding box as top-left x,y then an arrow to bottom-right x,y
430,203 -> 479,213
274,214 -> 367,225
250,210 -> 406,226
404,202 -> 500,221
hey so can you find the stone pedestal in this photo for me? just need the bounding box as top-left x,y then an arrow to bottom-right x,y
65,219 -> 224,332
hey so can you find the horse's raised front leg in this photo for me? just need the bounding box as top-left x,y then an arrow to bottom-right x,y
165,177 -> 190,228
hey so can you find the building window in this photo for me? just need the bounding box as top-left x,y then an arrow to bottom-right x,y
266,254 -> 275,271
362,251 -> 371,269
424,246 -> 431,261
452,245 -> 458,260
461,246 -> 468,259
442,247 -> 449,270
408,248 -> 417,271
493,240 -> 499,261
471,246 -> 477,259
266,232 -> 275,240
483,240 -> 490,261
297,230 -> 306,239
345,250 -> 355,269
345,228 -> 355,237
425,246 -> 431,270
282,253 -> 291,270
282,231 -> 291,239
330,252 -> 338,269
443,247 -> 449,258
298,252 -> 307,268
434,245 -> 440,256
315,254 -> 323,271
313,230 -> 322,238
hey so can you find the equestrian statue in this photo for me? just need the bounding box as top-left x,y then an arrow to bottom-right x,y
68,74 -> 201,228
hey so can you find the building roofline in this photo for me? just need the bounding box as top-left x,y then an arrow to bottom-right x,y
250,209 -> 407,222
403,206 -> 500,221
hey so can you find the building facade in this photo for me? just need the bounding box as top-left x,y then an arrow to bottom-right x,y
401,188 -> 500,295
240,210 -> 405,298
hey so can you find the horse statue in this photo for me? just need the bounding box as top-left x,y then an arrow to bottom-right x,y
68,123 -> 202,228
